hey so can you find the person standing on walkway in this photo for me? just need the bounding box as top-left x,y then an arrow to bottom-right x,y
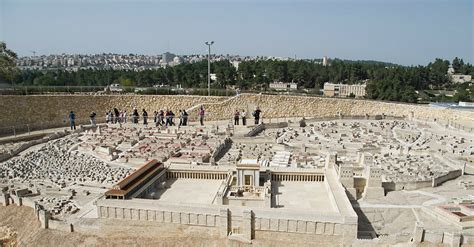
182,110 -> 188,126
123,110 -> 128,123
234,110 -> 240,125
164,110 -> 170,127
114,108 -> 120,123
69,111 -> 76,130
119,111 -> 124,123
89,111 -> 96,126
142,109 -> 148,125
108,111 -> 113,124
199,106 -> 205,126
253,107 -> 261,125
169,110 -> 175,126
157,110 -> 164,126
132,108 -> 139,124
178,110 -> 184,127
241,109 -> 247,126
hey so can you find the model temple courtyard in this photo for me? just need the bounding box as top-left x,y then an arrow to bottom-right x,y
0,95 -> 473,246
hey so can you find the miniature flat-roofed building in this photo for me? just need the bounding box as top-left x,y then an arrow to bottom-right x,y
105,159 -> 163,199
433,203 -> 474,229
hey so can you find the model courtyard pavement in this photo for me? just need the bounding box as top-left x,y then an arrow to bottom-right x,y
0,114 -> 473,246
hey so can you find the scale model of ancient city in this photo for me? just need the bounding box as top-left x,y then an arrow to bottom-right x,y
0,94 -> 473,246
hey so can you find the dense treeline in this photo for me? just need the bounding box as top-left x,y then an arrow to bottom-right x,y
8,56 -> 474,103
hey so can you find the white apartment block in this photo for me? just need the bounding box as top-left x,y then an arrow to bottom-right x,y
323,83 -> 366,97
269,82 -> 298,91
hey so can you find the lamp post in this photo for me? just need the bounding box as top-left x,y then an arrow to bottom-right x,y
205,41 -> 214,96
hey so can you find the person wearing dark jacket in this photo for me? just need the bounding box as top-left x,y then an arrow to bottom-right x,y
114,108 -> 120,123
158,110 -> 164,126
253,107 -> 261,125
69,111 -> 76,130
142,109 -> 148,125
182,110 -> 188,126
132,108 -> 139,124
169,110 -> 175,126
234,110 -> 240,125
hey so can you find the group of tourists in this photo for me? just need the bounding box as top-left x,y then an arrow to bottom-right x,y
70,105 -> 263,130
233,109 -> 247,125
232,107 -> 262,126
104,108 -> 129,124
152,109 -> 189,127
84,107 -> 195,128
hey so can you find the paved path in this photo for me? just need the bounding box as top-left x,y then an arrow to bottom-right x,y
355,190 -> 447,209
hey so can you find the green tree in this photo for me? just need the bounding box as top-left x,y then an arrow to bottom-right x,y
453,88 -> 471,102
0,42 -> 19,84
452,57 -> 464,72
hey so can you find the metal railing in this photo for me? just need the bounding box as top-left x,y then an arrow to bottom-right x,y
0,85 -> 322,97
2,111 -> 471,139
0,113 -> 231,138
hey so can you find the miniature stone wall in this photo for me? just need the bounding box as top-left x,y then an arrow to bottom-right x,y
382,180 -> 433,192
465,164 -> 474,175
1,94 -> 472,134
0,131 -> 67,162
96,202 -> 356,244
432,169 -> 463,187
382,169 -> 463,192
97,205 -> 222,228
412,223 -> 463,246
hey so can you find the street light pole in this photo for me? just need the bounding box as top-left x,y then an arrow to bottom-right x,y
205,41 -> 214,96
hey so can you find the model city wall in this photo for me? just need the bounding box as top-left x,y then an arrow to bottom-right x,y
0,94 -> 473,133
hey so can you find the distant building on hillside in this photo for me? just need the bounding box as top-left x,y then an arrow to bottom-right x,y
448,65 -> 472,84
231,61 -> 240,70
161,52 -> 176,64
323,83 -> 366,98
450,74 -> 472,84
269,82 -> 298,91
173,56 -> 183,65
322,56 -> 329,67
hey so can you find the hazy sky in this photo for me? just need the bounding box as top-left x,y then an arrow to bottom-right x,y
0,0 -> 472,65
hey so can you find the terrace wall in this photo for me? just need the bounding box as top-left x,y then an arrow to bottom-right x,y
1,94 -> 472,134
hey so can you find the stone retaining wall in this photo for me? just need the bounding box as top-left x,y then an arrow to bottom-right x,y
0,95 -> 227,132
1,94 -> 472,133
197,94 -> 474,123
